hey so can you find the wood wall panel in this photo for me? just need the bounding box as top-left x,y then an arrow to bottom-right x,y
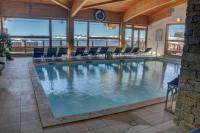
0,1 -> 68,18
73,9 -> 122,22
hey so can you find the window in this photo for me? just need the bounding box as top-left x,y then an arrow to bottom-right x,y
166,24 -> 185,56
125,25 -> 147,49
89,22 -> 119,47
3,18 -> 49,36
133,29 -> 139,48
90,22 -> 119,38
74,21 -> 88,47
125,25 -> 132,47
2,18 -> 50,54
2,18 -> 69,54
52,20 -> 67,47
139,30 -> 146,50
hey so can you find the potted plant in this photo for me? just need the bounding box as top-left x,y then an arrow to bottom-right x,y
0,33 -> 13,64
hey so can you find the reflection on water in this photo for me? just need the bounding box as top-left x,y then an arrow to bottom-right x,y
36,60 -> 180,117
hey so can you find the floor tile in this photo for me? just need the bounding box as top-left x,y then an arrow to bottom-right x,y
85,119 -> 107,130
65,122 -> 89,133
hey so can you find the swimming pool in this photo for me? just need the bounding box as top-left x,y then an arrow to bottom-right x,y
35,59 -> 180,118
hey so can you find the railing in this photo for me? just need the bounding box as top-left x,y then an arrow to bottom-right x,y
74,39 -> 119,47
10,38 -> 120,54
167,41 -> 184,56
10,38 -> 67,54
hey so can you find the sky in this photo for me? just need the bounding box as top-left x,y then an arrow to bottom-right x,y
4,18 -> 119,38
4,18 -> 66,37
4,18 -> 185,40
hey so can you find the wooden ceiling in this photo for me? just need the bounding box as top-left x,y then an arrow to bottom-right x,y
5,0 -> 186,23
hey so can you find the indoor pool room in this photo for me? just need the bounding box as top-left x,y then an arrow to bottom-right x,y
1,0 -> 200,133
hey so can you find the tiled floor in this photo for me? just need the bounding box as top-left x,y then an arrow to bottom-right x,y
0,57 -> 185,133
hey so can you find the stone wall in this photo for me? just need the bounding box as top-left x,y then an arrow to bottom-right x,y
175,0 -> 200,131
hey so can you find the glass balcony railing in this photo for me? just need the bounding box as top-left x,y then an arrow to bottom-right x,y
74,39 -> 119,47
10,38 -> 67,54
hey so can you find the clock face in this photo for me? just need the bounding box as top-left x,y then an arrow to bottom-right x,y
94,10 -> 106,22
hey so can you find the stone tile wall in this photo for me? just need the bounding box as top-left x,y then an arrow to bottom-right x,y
175,0 -> 200,131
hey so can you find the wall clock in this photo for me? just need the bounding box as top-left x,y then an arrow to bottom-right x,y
94,9 -> 106,22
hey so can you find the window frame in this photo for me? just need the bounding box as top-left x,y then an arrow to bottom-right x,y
74,19 -> 120,47
125,24 -> 148,48
1,16 -> 68,53
74,20 -> 89,47
165,23 -> 185,56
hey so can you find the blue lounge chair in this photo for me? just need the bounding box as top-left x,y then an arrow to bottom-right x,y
131,47 -> 140,54
140,48 -> 152,56
113,47 -> 122,55
33,48 -> 44,58
57,48 -> 67,57
144,48 -> 152,53
98,47 -> 109,55
86,47 -> 98,56
74,47 -> 86,56
46,48 -> 57,58
122,47 -> 133,55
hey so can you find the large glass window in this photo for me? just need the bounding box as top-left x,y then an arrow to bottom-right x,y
125,25 -> 132,47
139,30 -> 146,50
133,29 -> 139,48
89,22 -> 119,47
90,22 -> 119,38
74,21 -> 88,47
3,18 -> 50,54
2,18 -> 68,54
125,25 -> 147,49
52,20 -> 67,47
166,24 -> 185,56
3,18 -> 49,36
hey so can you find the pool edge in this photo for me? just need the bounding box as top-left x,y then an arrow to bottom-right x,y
29,57 -> 178,128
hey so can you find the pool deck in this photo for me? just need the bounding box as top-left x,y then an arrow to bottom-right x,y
0,57 -> 184,133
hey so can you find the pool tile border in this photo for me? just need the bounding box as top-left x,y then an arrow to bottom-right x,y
30,57 -> 180,128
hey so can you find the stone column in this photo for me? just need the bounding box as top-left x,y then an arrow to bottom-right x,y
175,0 -> 200,131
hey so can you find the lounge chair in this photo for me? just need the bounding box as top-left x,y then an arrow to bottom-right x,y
98,47 -> 109,55
144,48 -> 152,53
165,76 -> 179,112
73,47 -> 86,56
113,47 -> 122,55
46,48 -> 57,58
57,48 -> 67,57
85,47 -> 98,56
122,47 -> 133,55
131,47 -> 140,55
140,48 -> 152,56
33,48 -> 44,58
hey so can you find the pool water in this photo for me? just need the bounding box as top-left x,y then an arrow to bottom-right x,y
35,60 -> 180,117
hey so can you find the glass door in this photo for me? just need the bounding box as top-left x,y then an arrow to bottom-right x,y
139,29 -> 146,50
133,29 -> 139,48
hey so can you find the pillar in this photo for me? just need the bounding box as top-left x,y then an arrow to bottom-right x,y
120,22 -> 125,48
175,0 -> 200,131
68,18 -> 74,55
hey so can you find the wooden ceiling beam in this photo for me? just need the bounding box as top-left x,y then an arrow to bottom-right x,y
82,0 -> 126,10
50,0 -> 70,10
71,0 -> 89,17
123,0 -> 177,22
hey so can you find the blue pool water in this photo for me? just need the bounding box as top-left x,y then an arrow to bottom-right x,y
35,60 -> 180,117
